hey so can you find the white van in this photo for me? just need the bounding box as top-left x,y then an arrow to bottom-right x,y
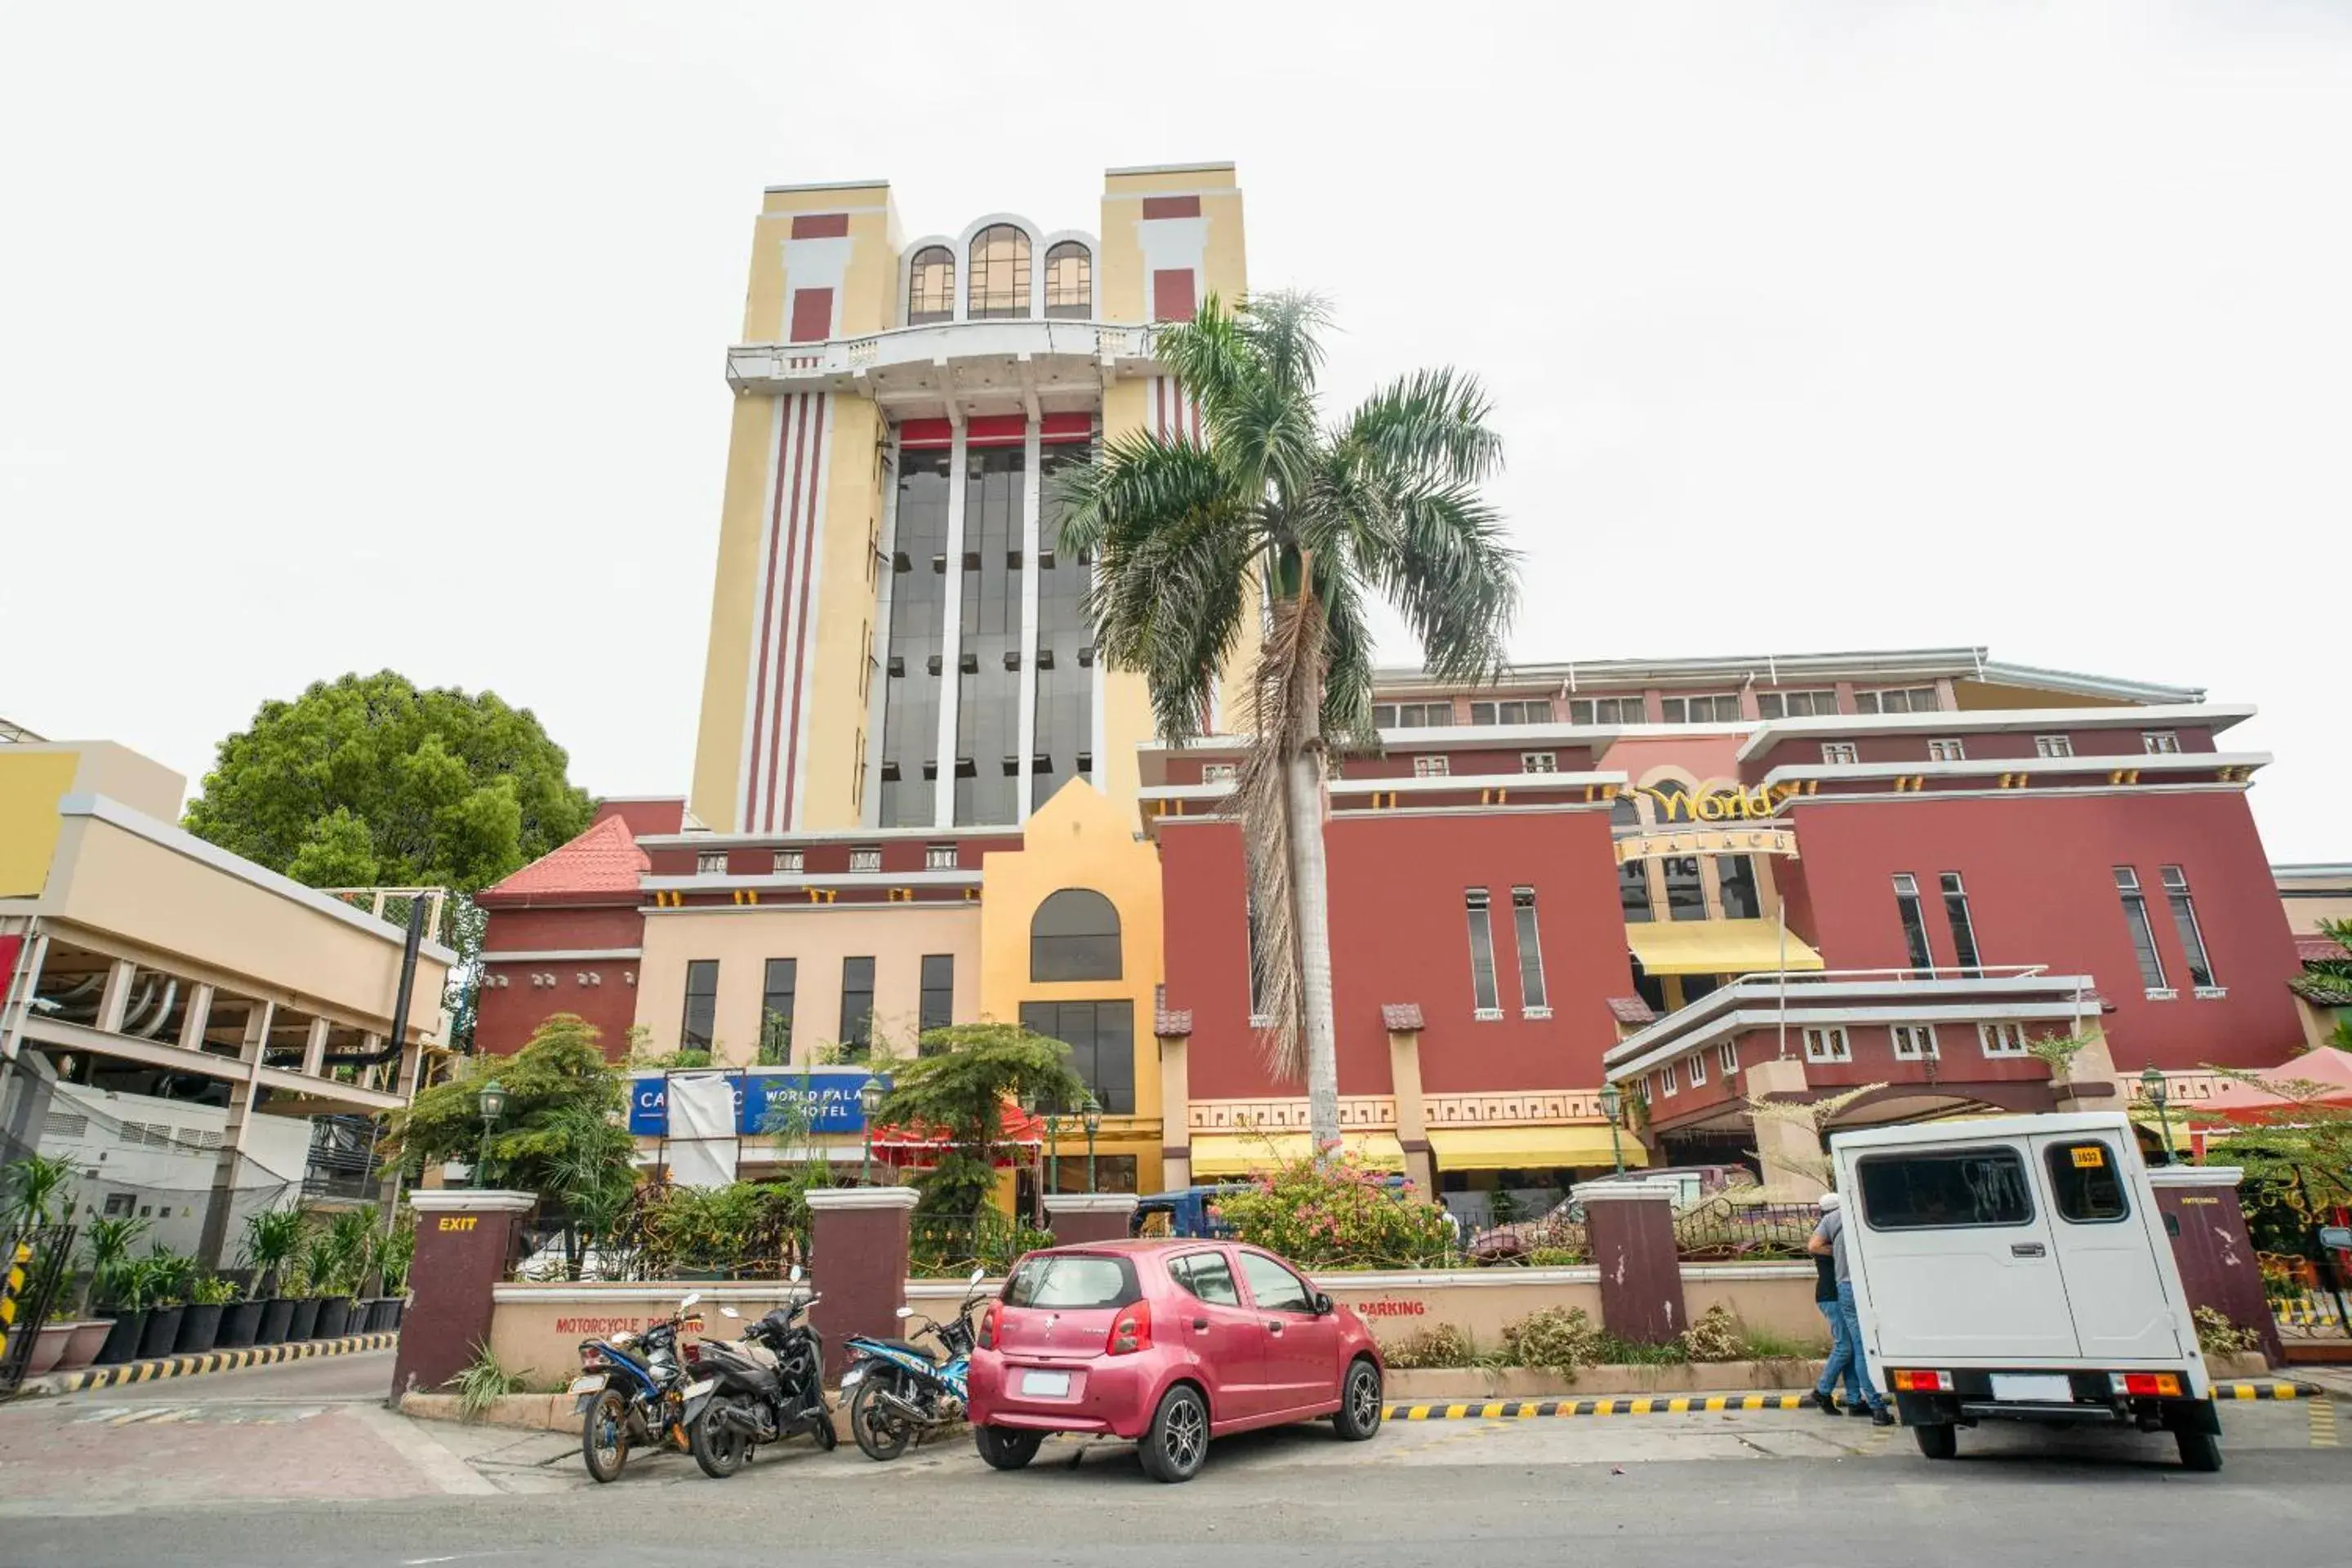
1833,1111 -> 2222,1471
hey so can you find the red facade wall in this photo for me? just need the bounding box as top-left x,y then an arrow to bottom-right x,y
1775,791 -> 2304,1071
474,965 -> 639,1059
1160,810 -> 1633,1101
1743,726 -> 2220,776
479,905 -> 645,954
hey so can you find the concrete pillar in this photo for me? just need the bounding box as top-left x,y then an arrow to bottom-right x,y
1575,1178 -> 1686,1344
1045,1192 -> 1137,1245
196,1000 -> 274,1271
1156,1022 -> 1192,1190
1741,1056 -> 1827,1197
391,1190 -> 537,1403
1385,1009 -> 1436,1196
94,958 -> 137,1034
806,1186 -> 917,1379
2049,1022 -> 2123,1114
176,984 -> 216,1054
2149,1165 -> 2286,1367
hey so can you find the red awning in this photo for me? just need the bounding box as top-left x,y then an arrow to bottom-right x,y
868,1098 -> 1047,1153
2180,1047 -> 2352,1123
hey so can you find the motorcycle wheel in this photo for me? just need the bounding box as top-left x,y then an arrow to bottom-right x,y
690,1397 -> 752,1479
581,1388 -> 630,1484
849,1376 -> 914,1461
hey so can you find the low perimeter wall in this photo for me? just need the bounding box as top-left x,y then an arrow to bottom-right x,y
486,1264 -> 1821,1385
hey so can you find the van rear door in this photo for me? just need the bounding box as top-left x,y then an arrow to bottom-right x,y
2030,1130 -> 2183,1361
1851,1141 -> 2080,1362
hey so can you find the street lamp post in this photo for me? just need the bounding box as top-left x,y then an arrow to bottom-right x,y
1044,1105 -> 1064,1197
1598,1083 -> 1626,1177
2140,1065 -> 2176,1165
858,1077 -> 884,1187
474,1077 -> 506,1190
1081,1096 -> 1102,1194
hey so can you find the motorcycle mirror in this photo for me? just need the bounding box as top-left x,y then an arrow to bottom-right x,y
720,1306 -> 742,1319
969,1267 -> 987,1285
894,1305 -> 915,1319
790,1264 -> 804,1284
679,1292 -> 702,1311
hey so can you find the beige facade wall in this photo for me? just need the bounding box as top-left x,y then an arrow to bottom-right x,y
689,395 -> 786,833
797,395 -> 886,831
2281,891 -> 2352,934
635,902 -> 983,1066
1098,164 -> 1247,323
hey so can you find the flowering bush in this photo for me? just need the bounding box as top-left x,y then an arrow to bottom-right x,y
1209,1148 -> 1457,1268
1677,1304 -> 1746,1362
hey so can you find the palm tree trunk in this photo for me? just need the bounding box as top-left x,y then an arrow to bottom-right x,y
1284,725 -> 1342,1156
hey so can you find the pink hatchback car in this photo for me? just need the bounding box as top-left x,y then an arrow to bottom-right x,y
964,1238 -> 1386,1482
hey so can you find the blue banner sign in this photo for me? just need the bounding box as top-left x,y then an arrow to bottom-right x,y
626,1067 -> 889,1138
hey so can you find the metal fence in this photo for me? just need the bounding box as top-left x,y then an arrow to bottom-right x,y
510,1182 -> 812,1283
909,1210 -> 1054,1279
0,1225 -> 75,1398
1672,1196 -> 1818,1261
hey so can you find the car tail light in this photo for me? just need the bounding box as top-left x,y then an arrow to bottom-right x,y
978,1302 -> 1003,1350
1890,1370 -> 1954,1392
2119,1373 -> 2181,1397
1107,1300 -> 1153,1356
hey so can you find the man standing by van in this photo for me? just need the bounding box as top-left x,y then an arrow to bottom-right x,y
1808,1191 -> 1894,1426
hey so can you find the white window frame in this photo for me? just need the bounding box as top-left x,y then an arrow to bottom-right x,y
1821,742 -> 1860,765
1661,1060 -> 1679,1096
1927,738 -> 1967,762
773,849 -> 804,875
2034,734 -> 2074,759
1466,889 -> 1503,1019
1201,762 -> 1241,784
1659,693 -> 1740,724
2160,864 -> 2222,994
1803,1026 -> 1852,1064
1717,1040 -> 1740,1076
1856,686 -> 1939,715
1686,1049 -> 1708,1086
1570,696 -> 1648,726
1520,751 -> 1558,774
1978,1022 -> 2029,1058
2142,730 -> 2181,755
849,846 -> 882,873
1413,755 -> 1451,778
1510,886 -> 1549,1017
696,852 -> 727,875
1891,1023 -> 1940,1061
924,843 -> 959,871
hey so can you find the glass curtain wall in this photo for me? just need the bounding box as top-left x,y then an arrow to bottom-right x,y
956,443 -> 1024,823
1033,441 -> 1096,810
878,448 -> 951,826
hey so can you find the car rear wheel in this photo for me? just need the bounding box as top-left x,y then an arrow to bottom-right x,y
1334,1357 -> 1383,1441
2175,1428 -> 2222,1472
1913,1423 -> 1958,1460
1139,1384 -> 1209,1483
974,1425 -> 1044,1471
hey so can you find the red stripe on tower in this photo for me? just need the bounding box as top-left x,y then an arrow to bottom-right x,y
743,399 -> 798,827
777,395 -> 830,828
762,394 -> 815,830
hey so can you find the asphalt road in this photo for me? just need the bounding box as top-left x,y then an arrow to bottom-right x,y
2,1355 -> 2345,1568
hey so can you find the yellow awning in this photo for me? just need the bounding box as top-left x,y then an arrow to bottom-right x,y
1626,919 -> 1824,977
1188,1132 -> 1405,1178
1427,1125 -> 1647,1172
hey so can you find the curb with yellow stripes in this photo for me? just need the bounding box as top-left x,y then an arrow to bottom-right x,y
24,1330 -> 399,1396
1383,1382 -> 2328,1420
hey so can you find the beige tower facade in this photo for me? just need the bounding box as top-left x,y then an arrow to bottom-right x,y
689,163 -> 1254,835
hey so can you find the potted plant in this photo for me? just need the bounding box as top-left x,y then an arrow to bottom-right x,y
135,1249 -> 195,1360
317,1208 -> 372,1338
3,1155 -> 88,1373
281,1257 -> 321,1342
242,1207 -> 305,1345
84,1217 -> 155,1365
375,1215 -> 415,1330
305,1223 -> 353,1339
175,1275 -> 237,1354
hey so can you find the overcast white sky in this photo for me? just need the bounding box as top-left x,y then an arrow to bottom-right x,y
3,2 -> 2346,859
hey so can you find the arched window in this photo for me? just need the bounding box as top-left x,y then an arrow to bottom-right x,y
968,225 -> 1031,319
1043,242 -> 1093,319
1031,888 -> 1121,981
907,246 -> 956,325
1610,793 -> 1642,831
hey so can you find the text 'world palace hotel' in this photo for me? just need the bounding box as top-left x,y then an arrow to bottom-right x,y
471,162 -> 2319,1213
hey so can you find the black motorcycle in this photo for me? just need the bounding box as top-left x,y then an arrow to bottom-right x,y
685,1267 -> 838,1478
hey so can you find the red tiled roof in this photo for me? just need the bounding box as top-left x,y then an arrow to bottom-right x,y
1154,1009 -> 1195,1038
477,814 -> 648,904
2296,934 -> 2350,964
1608,996 -> 1657,1025
1381,1004 -> 1425,1032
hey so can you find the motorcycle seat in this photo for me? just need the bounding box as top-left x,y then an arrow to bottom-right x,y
861,1337 -> 936,1360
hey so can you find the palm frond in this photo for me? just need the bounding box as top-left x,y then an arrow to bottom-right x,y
1234,290 -> 1334,403
1370,477 -> 1519,686
1341,365 -> 1505,486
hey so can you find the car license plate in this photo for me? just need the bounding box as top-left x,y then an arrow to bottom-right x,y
568,1375 -> 604,1394
1020,1370 -> 1071,1398
1989,1374 -> 2074,1403
684,1379 -> 716,1399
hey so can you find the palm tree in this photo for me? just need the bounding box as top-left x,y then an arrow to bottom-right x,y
1059,292 -> 1518,1152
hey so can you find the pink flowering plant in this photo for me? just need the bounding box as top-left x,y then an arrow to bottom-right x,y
1208,1147 -> 1457,1268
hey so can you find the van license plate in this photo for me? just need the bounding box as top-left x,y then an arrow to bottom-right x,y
1020,1370 -> 1071,1397
1989,1374 -> 2073,1403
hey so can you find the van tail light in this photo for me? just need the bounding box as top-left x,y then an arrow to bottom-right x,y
2120,1373 -> 2182,1397
978,1302 -> 1003,1351
1890,1370 -> 1954,1392
1107,1300 -> 1154,1356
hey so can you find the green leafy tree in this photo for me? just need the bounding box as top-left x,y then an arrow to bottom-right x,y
871,1023 -> 1086,1217
184,671 -> 593,895
383,1013 -> 627,1206
2207,1064 -> 2352,1218
1060,293 -> 1517,1152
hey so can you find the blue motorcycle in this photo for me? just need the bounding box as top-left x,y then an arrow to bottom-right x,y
840,1268 -> 987,1461
571,1291 -> 708,1483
